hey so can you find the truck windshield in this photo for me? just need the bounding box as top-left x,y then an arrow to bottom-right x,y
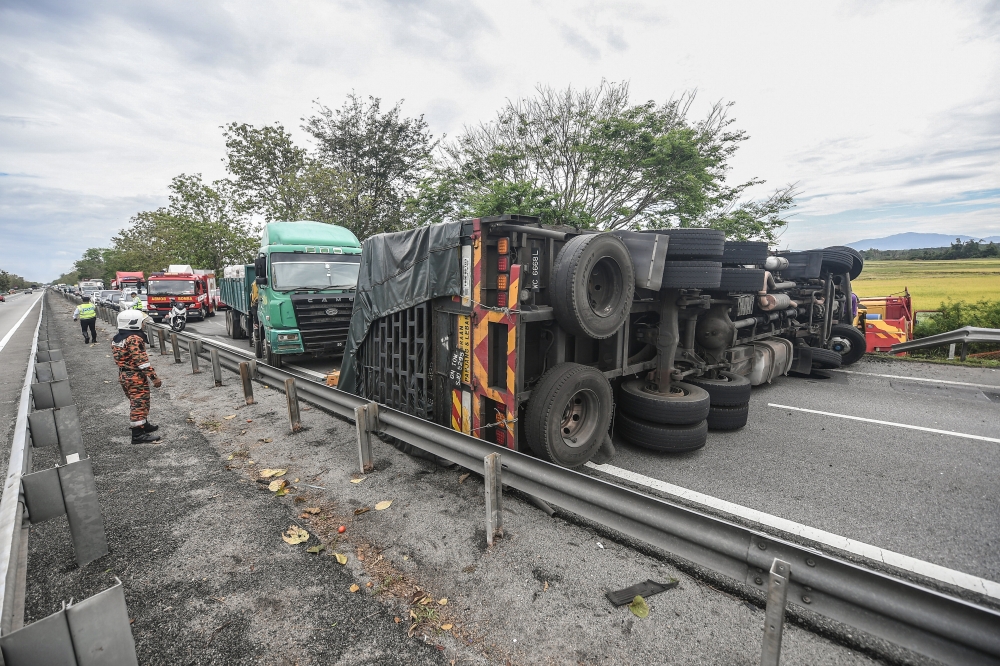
149,280 -> 195,295
270,254 -> 361,291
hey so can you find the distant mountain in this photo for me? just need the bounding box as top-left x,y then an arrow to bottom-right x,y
847,232 -> 1000,251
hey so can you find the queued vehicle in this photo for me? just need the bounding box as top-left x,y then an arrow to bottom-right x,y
146,266 -> 217,321
338,215 -> 866,468
219,221 -> 362,367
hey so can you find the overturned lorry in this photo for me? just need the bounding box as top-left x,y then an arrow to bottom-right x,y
339,215 -> 865,467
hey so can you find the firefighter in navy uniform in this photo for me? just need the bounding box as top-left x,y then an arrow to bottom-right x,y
112,310 -> 162,443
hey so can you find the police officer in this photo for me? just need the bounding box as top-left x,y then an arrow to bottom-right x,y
112,310 -> 162,443
72,295 -> 98,344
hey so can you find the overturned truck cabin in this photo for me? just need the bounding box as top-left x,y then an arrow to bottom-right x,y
339,215 -> 865,468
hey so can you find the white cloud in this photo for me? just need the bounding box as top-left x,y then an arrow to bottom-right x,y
1,0 -> 998,280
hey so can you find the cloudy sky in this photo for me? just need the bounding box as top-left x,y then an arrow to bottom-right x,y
2,0 -> 998,281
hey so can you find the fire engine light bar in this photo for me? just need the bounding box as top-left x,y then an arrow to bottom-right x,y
497,256 -> 509,272
497,274 -> 508,291
497,237 -> 509,254
497,291 -> 508,308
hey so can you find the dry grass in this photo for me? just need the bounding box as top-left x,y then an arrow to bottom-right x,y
852,258 -> 1000,310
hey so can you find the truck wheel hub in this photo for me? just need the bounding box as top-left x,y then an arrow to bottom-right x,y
560,388 -> 599,447
830,336 -> 851,354
587,258 -> 625,319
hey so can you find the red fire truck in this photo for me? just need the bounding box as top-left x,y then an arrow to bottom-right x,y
147,265 -> 218,321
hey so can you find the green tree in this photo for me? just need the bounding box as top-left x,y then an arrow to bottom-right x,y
303,94 -> 437,238
73,248 -> 108,283
222,122 -> 310,221
414,82 -> 794,242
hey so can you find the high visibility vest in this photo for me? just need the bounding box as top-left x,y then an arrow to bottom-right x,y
78,303 -> 97,319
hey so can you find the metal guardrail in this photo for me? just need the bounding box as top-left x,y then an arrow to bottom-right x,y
143,319 -> 1000,665
892,326 -> 1000,359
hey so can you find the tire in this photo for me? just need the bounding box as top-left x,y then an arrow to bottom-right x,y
707,402 -> 749,431
618,379 -> 710,425
254,327 -> 263,359
661,261 -> 722,289
811,346 -> 842,369
722,241 -> 769,266
615,411 -> 708,453
552,234 -> 634,339
225,309 -> 234,336
685,371 -> 752,406
825,246 -> 864,280
828,324 -> 866,366
264,339 -> 283,368
821,249 -> 854,275
525,363 -> 614,468
716,267 -> 766,292
227,310 -> 246,340
639,228 -> 725,259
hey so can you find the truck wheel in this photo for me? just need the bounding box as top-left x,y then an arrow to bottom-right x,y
828,324 -> 866,366
811,347 -> 842,369
685,371 -> 752,407
722,241 -> 769,266
825,246 -> 864,279
225,310 -> 234,336
821,249 -> 854,275
525,363 -> 613,468
615,411 -> 708,452
716,267 -> 766,292
264,339 -> 283,368
618,379 -> 709,425
552,234 -> 634,340
706,402 -> 749,431
660,261 -> 722,289
639,228 -> 725,259
254,328 -> 263,359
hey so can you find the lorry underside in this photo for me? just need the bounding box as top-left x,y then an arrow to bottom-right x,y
349,215 -> 865,467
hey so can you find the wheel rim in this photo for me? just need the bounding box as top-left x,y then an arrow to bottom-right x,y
641,381 -> 686,397
559,388 -> 599,448
586,257 -> 624,319
829,336 -> 851,354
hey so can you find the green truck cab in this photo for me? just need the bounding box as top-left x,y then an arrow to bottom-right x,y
219,221 -> 362,367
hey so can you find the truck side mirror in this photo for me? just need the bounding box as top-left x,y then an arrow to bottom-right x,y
254,256 -> 268,285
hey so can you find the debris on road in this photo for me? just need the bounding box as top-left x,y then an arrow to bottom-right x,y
606,579 -> 679,607
628,596 -> 650,618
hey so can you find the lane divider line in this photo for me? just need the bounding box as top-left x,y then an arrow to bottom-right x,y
768,403 -> 1000,444
0,294 -> 43,355
831,369 -> 1000,391
586,462 -> 1000,600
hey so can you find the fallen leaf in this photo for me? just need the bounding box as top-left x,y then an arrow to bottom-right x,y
394,617 -> 401,623
224,415 -> 236,420
629,595 -> 649,619
275,486 -> 290,497
247,460 -> 255,465
403,555 -> 409,561
259,468 -> 287,478
226,453 -> 234,460
441,624 -> 453,631
437,598 -> 448,606
375,500 -> 393,511
268,479 -> 287,492
261,438 -> 273,443
349,584 -> 360,593
365,582 -> 373,588
353,507 -> 370,515
408,623 -> 417,637
303,507 -> 321,514
543,581 -> 549,591
306,544 -> 326,554
293,478 -> 299,483
458,473 -> 470,484
334,553 -> 348,565
103,380 -> 110,383
350,477 -> 365,484
419,597 -> 431,605
409,610 -> 417,620
281,526 -> 309,545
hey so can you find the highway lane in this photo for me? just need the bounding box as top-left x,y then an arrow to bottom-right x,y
600,357 -> 1000,586
0,291 -> 44,491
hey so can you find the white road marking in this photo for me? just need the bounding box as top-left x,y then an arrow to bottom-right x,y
769,403 -> 1000,444
586,462 -> 1000,600
0,294 -> 42,354
832,369 -> 1000,391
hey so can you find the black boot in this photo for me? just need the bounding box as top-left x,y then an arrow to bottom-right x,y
131,426 -> 160,443
143,422 -> 159,433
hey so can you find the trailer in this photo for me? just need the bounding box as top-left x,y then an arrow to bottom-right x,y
339,216 -> 866,468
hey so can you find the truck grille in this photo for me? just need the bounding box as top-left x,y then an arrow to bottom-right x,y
289,294 -> 355,354
358,303 -> 433,419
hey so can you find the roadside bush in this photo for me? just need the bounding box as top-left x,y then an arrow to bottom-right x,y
912,298 -> 1000,359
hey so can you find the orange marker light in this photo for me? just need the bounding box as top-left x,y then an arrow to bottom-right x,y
497,274 -> 508,291
497,237 -> 509,254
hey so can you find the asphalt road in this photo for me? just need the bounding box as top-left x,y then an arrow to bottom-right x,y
0,291 -> 44,478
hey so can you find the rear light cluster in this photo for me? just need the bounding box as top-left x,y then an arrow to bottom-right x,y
496,236 -> 510,308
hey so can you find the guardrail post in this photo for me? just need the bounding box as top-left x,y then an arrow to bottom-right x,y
484,452 -> 503,546
239,362 -> 255,405
354,402 -> 377,473
170,333 -> 181,364
157,328 -> 167,356
210,349 -> 222,387
248,358 -> 258,380
960,341 -> 968,362
948,343 -> 956,360
760,558 -> 791,666
189,339 -> 200,373
285,378 -> 301,432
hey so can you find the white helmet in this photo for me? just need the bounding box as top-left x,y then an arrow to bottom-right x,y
117,310 -> 147,331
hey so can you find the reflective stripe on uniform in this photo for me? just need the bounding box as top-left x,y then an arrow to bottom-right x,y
138,362 -> 150,369
78,303 -> 97,319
